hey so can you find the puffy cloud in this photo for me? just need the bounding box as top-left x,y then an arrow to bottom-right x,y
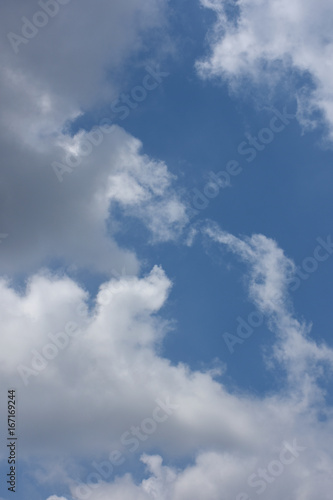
0,227 -> 331,499
105,136 -> 189,242
1,5 -> 333,496
197,0 -> 333,140
58,224 -> 333,500
0,266 -> 264,458
0,0 -> 186,275
0,68 -> 187,275
70,441 -> 333,500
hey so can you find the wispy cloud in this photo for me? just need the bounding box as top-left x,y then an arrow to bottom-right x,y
197,0 -> 333,142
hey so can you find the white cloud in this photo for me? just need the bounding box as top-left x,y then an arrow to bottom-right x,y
0,229 -> 331,499
203,222 -> 333,388
1,2 -> 333,498
197,0 -> 333,140
46,497 -> 68,500
70,442 -> 333,500
56,224 -> 333,500
0,266 -> 264,458
106,137 -> 189,242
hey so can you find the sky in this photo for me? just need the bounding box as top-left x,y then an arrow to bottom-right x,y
1,0 -> 333,499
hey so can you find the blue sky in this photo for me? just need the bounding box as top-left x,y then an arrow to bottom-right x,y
1,1 -> 333,499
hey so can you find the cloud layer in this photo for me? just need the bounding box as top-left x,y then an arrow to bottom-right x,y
0,224 -> 332,499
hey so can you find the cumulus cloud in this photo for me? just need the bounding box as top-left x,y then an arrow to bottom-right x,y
0,96 -> 187,275
0,266 -> 264,459
69,444 -> 333,500
63,222 -> 333,500
0,226 -> 331,499
0,0 -> 187,275
197,0 -> 333,140
1,2 -> 333,498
